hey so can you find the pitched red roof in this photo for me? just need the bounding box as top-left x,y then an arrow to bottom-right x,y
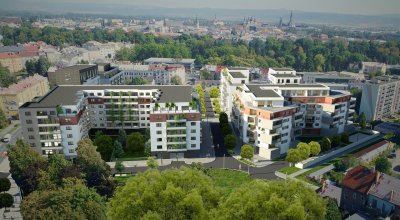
342,166 -> 377,194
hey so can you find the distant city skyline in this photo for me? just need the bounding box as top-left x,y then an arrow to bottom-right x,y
1,0 -> 400,15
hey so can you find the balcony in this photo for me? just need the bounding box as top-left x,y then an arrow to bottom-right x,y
167,144 -> 187,151
166,130 -> 187,136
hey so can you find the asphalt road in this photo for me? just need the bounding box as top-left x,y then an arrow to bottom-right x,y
0,128 -> 21,164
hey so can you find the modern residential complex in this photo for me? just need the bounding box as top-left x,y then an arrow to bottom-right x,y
221,67 -> 355,159
298,72 -> 361,90
0,74 -> 49,119
19,85 -> 201,159
48,64 -> 99,87
359,76 -> 400,121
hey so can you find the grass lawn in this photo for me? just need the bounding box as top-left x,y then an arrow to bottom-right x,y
239,158 -> 255,166
278,166 -> 301,175
114,175 -> 133,185
118,151 -> 148,161
208,169 -> 251,195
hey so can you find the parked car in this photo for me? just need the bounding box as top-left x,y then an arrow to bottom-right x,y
387,154 -> 396,159
1,134 -> 11,143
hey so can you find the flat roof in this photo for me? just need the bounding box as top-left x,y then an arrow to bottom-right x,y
246,85 -> 281,98
55,65 -> 97,72
22,85 -> 193,108
271,67 -> 294,71
229,71 -> 246,78
144,57 -> 195,63
251,83 -> 328,89
270,74 -> 301,78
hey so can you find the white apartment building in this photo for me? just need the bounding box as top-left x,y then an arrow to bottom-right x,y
220,67 -> 250,115
231,84 -> 355,159
360,76 -> 400,121
19,85 -> 201,159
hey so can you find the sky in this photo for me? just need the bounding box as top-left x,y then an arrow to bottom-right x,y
1,0 -> 400,15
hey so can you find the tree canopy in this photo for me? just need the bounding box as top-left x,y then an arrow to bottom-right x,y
240,145 -> 254,160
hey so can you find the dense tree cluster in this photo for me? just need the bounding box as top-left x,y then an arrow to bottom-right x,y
25,56 -> 51,76
0,64 -> 17,87
108,168 -> 327,220
2,23 -> 399,71
286,141 -> 321,165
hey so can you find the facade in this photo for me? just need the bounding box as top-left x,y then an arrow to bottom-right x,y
359,76 -> 400,121
19,85 -> 200,159
299,72 -> 360,89
340,166 -> 400,219
230,83 -> 355,159
0,74 -> 49,119
220,67 -> 250,116
0,45 -> 40,73
48,65 -> 98,87
144,57 -> 195,70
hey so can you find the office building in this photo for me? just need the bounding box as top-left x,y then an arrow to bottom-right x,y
19,85 -> 201,159
359,76 -> 400,121
0,74 -> 49,119
48,65 -> 98,87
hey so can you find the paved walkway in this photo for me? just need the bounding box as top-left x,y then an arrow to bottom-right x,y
0,158 -> 22,219
288,168 -> 311,178
308,164 -> 335,178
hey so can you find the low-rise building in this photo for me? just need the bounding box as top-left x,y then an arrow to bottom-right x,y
0,74 -> 49,119
19,85 -> 201,159
0,44 -> 40,73
359,76 -> 400,121
48,65 -> 98,87
144,57 -> 195,71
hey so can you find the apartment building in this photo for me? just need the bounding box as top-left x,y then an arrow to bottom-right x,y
220,67 -> 250,115
230,83 -> 354,159
359,76 -> 400,121
0,45 -> 40,73
144,57 -> 195,70
0,74 -> 49,119
48,65 -> 98,87
19,85 -> 201,159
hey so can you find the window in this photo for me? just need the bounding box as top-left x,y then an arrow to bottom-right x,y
26,120 -> 32,124
191,144 -> 196,148
68,149 -> 75,153
30,143 -> 36,147
50,111 -> 56,115
28,135 -> 35,140
157,145 -> 162,149
67,134 -> 73,138
156,123 -> 162,127
157,138 -> 162,142
191,122 -> 196,126
157,131 -> 162,134
28,128 -> 34,132
25,112 -> 31,116
68,142 -> 74,145
191,137 -> 196,140
191,129 -> 196,133
66,126 -> 72,130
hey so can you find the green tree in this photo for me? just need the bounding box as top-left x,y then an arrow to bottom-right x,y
112,140 -> 124,159
0,178 -> 11,193
126,132 -> 145,153
76,139 -> 115,198
216,180 -> 326,219
314,54 -> 326,72
25,59 -> 37,74
324,198 -> 341,220
146,157 -> 159,169
0,108 -> 9,129
286,149 -> 301,166
224,134 -> 237,150
297,142 -> 311,160
322,137 -> 331,151
170,75 -> 182,85
220,123 -> 232,137
374,156 -> 391,173
118,128 -> 127,146
0,193 -> 14,212
331,135 -> 341,147
199,70 -> 212,80
341,132 -> 350,143
21,178 -> 107,220
115,160 -> 125,173
0,64 -> 16,87
209,86 -> 219,98
94,133 -> 113,161
240,145 -> 254,160
35,56 -> 50,76
309,141 -> 321,156
7,139 -> 48,195
107,168 -> 220,220
219,112 -> 229,124
359,112 -> 367,129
